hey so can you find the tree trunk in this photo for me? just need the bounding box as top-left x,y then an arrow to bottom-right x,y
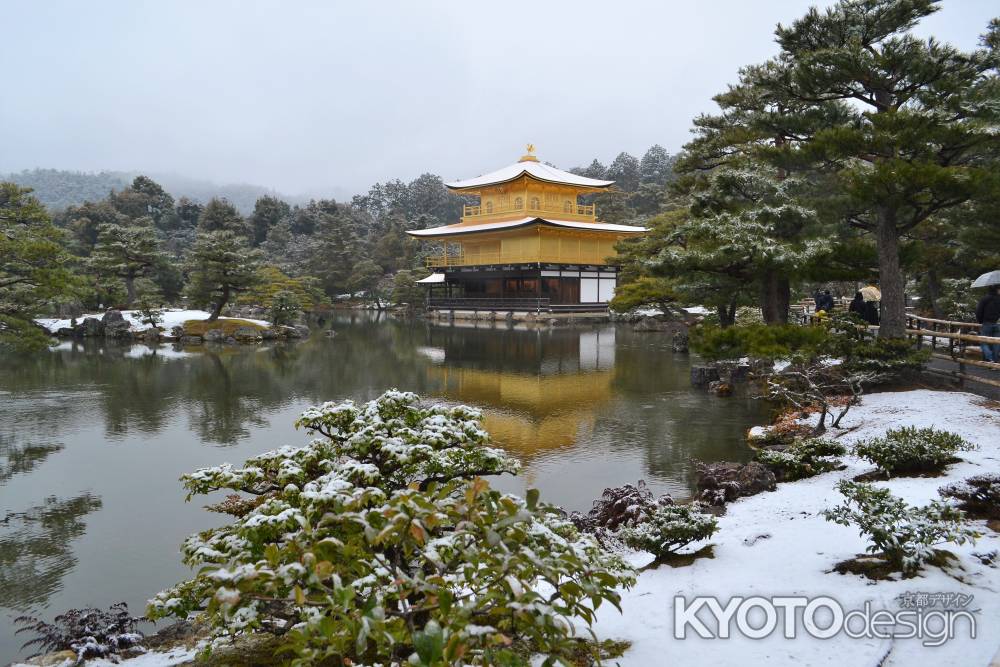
925,269 -> 943,318
208,284 -> 230,321
760,271 -> 790,325
876,209 -> 907,338
125,273 -> 137,308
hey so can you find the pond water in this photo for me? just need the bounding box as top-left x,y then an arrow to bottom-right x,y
0,313 -> 768,663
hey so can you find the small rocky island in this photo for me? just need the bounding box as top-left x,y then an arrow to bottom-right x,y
40,309 -> 310,345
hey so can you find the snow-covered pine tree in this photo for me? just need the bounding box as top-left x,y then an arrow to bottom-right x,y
768,0 -> 1000,337
89,217 -> 165,307
0,183 -> 75,350
639,144 -> 675,186
671,56 -> 850,325
186,229 -> 262,321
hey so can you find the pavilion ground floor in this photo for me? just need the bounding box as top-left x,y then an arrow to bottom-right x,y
423,264 -> 618,314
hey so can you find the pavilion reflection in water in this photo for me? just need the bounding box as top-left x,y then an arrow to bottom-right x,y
419,323 -> 616,457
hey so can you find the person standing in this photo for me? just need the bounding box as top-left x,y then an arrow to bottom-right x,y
849,292 -> 866,319
819,290 -> 835,313
975,285 -> 1000,363
863,298 -> 880,326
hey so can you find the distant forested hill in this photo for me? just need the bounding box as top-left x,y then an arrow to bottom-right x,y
4,169 -> 132,211
2,168 -> 322,214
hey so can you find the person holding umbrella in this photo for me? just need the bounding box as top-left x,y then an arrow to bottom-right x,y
973,271 -> 1000,362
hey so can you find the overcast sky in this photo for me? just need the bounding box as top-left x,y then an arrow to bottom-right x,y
1,0 -> 995,196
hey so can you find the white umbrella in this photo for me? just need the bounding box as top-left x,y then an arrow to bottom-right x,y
859,285 -> 881,302
971,270 -> 1000,288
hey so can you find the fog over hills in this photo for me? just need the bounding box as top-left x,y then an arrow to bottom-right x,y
3,168 -> 356,214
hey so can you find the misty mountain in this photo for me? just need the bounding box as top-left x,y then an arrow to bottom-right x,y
3,168 -> 355,214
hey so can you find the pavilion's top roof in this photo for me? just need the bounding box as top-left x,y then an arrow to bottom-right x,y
405,217 -> 646,238
445,146 -> 614,191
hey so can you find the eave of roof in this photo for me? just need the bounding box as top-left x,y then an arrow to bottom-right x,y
405,217 -> 647,238
445,160 -> 613,191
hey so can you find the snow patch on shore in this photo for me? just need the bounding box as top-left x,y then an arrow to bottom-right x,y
37,309 -> 270,334
593,389 -> 1000,666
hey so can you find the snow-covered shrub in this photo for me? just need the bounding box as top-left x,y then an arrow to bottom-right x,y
618,505 -> 718,562
570,480 -> 673,532
149,391 -> 634,666
267,289 -> 301,327
735,306 -> 764,326
823,481 -> 979,574
935,278 -> 977,322
939,474 -> 1000,519
824,313 -> 928,378
15,603 -> 145,665
755,437 -> 846,481
854,426 -> 975,475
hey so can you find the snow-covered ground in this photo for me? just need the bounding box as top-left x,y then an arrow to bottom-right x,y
592,389 -> 1000,666
36,309 -> 270,334
634,305 -> 711,317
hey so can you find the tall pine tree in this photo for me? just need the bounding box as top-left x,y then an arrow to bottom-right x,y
90,217 -> 165,306
768,0 -> 1000,337
0,183 -> 75,349
186,230 -> 262,321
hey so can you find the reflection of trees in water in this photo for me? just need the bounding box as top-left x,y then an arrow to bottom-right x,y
0,493 -> 102,609
0,318 -> 435,447
0,318 -> 766,468
606,327 -> 770,486
0,434 -> 64,484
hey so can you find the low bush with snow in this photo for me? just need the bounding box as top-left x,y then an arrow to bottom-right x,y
854,426 -> 976,475
148,390 -> 634,666
14,602 -> 145,665
618,505 -> 718,562
755,437 -> 846,481
823,480 -> 979,575
570,480 -> 674,533
939,473 -> 1000,519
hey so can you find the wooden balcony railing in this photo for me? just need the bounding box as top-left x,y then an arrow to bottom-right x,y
462,202 -> 596,221
425,248 -> 613,268
426,298 -> 610,313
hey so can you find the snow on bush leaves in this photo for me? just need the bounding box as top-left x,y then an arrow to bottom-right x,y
618,505 -> 718,562
823,481 -> 979,575
149,390 -> 634,666
755,437 -> 846,481
854,426 -> 975,475
14,602 -> 145,665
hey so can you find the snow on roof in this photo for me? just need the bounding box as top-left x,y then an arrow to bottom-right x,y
405,217 -> 647,238
445,160 -> 613,190
415,272 -> 446,284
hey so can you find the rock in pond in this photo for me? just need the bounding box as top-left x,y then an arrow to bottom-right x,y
690,365 -> 721,387
203,328 -> 225,343
233,326 -> 263,342
695,460 -> 776,506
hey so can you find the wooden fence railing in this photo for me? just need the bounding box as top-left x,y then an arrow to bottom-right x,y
904,314 -> 1000,390
804,312 -> 1000,390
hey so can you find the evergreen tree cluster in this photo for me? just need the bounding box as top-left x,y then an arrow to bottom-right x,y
613,0 -> 1000,336
2,142 -> 679,338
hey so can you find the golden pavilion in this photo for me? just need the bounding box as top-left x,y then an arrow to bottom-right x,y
407,145 -> 646,313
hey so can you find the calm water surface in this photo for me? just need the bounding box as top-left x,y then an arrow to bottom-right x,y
0,313 -> 767,663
